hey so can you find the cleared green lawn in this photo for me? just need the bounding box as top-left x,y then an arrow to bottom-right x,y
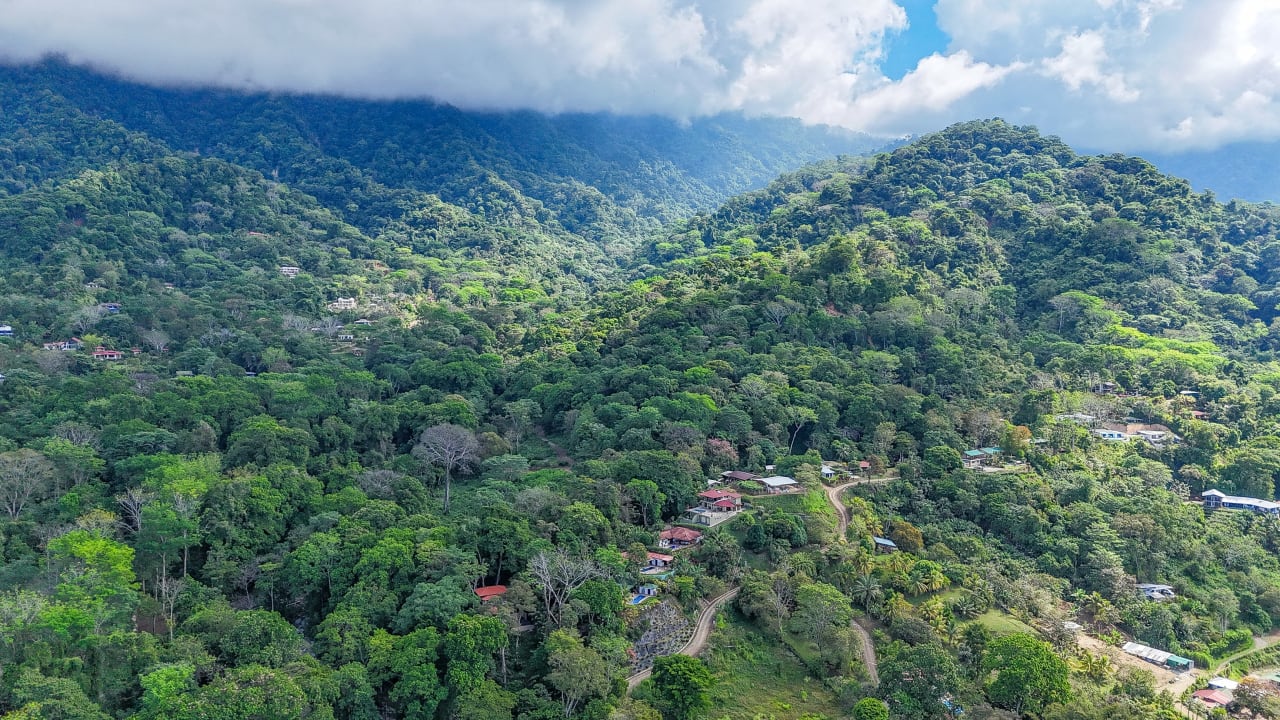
975,610 -> 1037,636
702,609 -> 845,720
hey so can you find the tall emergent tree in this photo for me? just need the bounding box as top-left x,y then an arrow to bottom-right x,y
413,423 -> 479,512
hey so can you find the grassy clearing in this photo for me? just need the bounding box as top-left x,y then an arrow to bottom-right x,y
702,609 -> 845,720
975,610 -> 1037,636
907,588 -> 962,607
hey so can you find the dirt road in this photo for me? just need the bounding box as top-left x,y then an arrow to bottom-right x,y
628,475 -> 887,693
826,476 -> 890,537
852,618 -> 879,685
823,475 -> 891,685
627,587 -> 741,690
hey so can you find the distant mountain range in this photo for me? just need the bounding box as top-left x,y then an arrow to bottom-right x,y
1142,142 -> 1280,203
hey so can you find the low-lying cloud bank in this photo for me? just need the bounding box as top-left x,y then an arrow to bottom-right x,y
1,0 -> 1277,150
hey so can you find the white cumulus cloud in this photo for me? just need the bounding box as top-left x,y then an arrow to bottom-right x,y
0,0 -> 1279,149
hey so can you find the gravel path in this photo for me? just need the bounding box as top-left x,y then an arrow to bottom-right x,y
627,587 -> 741,690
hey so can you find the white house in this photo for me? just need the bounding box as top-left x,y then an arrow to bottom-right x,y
1093,429 -> 1129,442
820,465 -> 836,479
279,266 -> 301,277
330,297 -> 358,310
1203,489 -> 1280,515
759,476 -> 800,494
1137,583 -> 1176,601
0,325 -> 11,337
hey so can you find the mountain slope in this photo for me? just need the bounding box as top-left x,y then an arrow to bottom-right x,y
4,117 -> 1280,720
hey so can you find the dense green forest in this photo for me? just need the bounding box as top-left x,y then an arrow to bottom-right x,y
6,65 -> 1280,720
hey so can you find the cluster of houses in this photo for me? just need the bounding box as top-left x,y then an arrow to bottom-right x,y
1202,489 -> 1280,516
32,338 -> 143,361
1054,413 -> 1180,447
1192,678 -> 1239,711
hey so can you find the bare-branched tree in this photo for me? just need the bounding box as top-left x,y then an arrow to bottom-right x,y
412,423 -> 479,512
528,550 -> 603,627
0,449 -> 55,520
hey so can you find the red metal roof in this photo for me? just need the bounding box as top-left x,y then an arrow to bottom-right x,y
699,489 -> 742,500
660,527 -> 703,542
1191,689 -> 1231,706
474,585 -> 508,602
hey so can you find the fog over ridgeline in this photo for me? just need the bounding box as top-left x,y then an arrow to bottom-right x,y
1,0 -> 1278,151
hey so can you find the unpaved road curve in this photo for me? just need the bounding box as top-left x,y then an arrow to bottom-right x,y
628,477 -> 887,693
827,476 -> 890,538
851,618 -> 878,685
627,587 -> 741,691
825,476 -> 891,685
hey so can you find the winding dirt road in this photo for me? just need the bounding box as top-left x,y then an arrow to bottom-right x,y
627,587 -> 741,690
627,474 -> 888,693
827,475 -> 891,538
825,476 -> 890,685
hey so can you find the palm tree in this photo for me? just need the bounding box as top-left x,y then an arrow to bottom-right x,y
911,576 -> 933,597
1073,651 -> 1114,683
849,548 -> 873,577
876,594 -> 908,623
950,594 -> 980,620
851,573 -> 884,610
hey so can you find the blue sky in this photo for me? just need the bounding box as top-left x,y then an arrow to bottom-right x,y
880,0 -> 949,81
1,0 -> 1277,151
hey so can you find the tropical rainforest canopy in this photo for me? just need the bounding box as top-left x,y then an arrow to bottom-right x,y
3,62 -> 1280,720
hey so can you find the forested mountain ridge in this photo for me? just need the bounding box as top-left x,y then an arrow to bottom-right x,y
5,107 -> 1280,720
0,60 -> 882,244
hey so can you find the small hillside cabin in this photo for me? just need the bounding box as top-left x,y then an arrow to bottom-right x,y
474,585 -> 508,603
0,325 -> 12,337
873,537 -> 898,553
1137,583 -> 1176,601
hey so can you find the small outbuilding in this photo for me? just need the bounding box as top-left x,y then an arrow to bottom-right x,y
1207,677 -> 1239,691
873,537 -> 898,553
